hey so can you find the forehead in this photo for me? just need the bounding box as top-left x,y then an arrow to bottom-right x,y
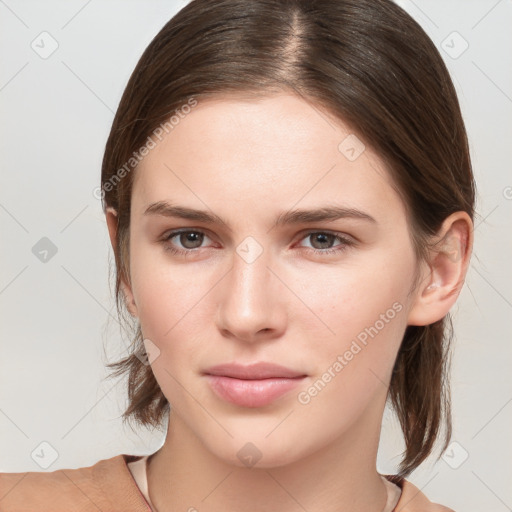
132,93 -> 405,226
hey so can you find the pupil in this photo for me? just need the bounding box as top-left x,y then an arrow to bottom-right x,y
182,232 -> 202,248
313,233 -> 331,249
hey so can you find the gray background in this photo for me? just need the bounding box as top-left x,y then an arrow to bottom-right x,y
1,1 -> 511,510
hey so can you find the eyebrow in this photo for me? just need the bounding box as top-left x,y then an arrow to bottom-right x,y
143,201 -> 377,230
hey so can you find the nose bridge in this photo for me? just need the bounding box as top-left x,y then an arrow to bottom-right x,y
216,240 -> 284,340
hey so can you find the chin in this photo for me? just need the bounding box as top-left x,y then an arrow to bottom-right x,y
202,430 -> 309,470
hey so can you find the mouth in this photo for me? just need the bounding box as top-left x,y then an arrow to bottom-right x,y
203,362 -> 307,408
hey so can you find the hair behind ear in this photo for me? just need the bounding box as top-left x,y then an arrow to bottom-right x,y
388,319 -> 453,477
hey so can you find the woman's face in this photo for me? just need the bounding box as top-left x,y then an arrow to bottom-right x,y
125,92 -> 422,467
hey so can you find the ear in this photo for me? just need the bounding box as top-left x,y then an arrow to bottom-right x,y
105,207 -> 139,318
407,211 -> 473,326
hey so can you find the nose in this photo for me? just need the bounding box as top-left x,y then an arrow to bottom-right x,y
215,245 -> 287,343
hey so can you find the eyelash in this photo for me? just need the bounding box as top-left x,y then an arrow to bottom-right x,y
160,229 -> 355,257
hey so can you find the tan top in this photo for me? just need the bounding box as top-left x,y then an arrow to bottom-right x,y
127,455 -> 402,512
0,453 -> 455,511
127,455 -> 401,512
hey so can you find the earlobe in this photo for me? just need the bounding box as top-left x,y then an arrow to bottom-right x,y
105,206 -> 139,318
407,212 -> 473,326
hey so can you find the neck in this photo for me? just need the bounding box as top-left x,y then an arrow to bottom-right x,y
147,406 -> 389,512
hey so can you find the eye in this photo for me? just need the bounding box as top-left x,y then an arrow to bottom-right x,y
160,229 -> 354,257
162,229 -> 212,255
297,231 -> 354,256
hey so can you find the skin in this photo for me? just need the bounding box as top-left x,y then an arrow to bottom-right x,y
106,92 -> 472,512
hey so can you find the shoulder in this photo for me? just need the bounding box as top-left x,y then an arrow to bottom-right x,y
0,453 -> 150,511
385,475 -> 456,512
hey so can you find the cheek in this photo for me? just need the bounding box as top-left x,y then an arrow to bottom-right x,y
133,265 -> 207,342
292,273 -> 410,439
131,262 -> 211,405
130,233 -> 194,309
296,247 -> 415,336
291,247 -> 415,401
128,242 -> 219,371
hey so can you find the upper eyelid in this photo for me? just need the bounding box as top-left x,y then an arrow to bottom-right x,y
163,227 -> 213,241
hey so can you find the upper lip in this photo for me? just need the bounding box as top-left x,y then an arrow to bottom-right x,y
203,362 -> 307,380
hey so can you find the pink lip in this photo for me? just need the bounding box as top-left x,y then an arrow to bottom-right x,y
203,362 -> 307,408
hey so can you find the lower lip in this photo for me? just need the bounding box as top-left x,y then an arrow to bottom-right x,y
205,375 -> 306,408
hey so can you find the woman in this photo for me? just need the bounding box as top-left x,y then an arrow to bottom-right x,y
0,0 -> 474,510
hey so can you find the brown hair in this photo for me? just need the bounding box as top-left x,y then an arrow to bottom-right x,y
101,0 -> 475,477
